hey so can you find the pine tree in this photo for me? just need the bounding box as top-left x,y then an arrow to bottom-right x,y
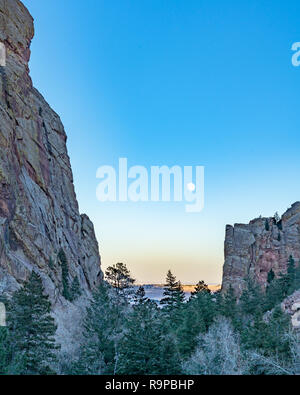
265,219 -> 270,231
160,271 -> 185,332
265,274 -> 285,311
287,255 -> 296,293
159,334 -> 182,374
105,262 -> 135,297
266,306 -> 291,360
0,327 -> 10,375
133,286 -> 148,306
242,306 -> 291,369
267,269 -> 275,284
277,220 -> 283,231
178,291 -> 215,357
58,248 -> 70,301
221,285 -> 238,320
214,290 -> 223,316
240,279 -> 264,317
191,280 -> 210,297
7,271 -> 59,375
116,292 -> 163,374
160,270 -> 185,310
69,276 -> 81,301
75,283 -> 123,374
294,261 -> 300,290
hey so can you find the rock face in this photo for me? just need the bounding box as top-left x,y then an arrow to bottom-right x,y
0,0 -> 102,351
222,202 -> 300,296
281,291 -> 300,330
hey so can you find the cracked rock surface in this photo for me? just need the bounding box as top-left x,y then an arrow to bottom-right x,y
0,0 -> 102,352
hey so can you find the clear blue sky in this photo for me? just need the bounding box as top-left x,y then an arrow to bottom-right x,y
23,0 -> 300,284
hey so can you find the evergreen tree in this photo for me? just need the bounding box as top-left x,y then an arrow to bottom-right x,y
7,271 -> 59,375
58,248 -> 70,301
69,276 -> 81,301
287,255 -> 296,293
265,274 -> 285,311
160,271 -> 185,331
178,291 -> 215,356
105,262 -> 135,297
240,279 -> 264,317
242,306 -> 291,373
75,283 -> 124,374
265,219 -> 270,231
266,306 -> 291,360
221,285 -> 238,320
0,327 -> 10,375
293,261 -> 300,290
116,290 -> 163,374
267,257 -> 298,303
160,270 -> 185,310
133,286 -> 148,306
159,334 -> 182,375
191,280 -> 211,296
267,269 -> 275,285
214,290 -> 223,316
277,220 -> 283,231
48,257 -> 54,270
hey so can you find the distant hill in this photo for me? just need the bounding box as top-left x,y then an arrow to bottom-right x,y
134,284 -> 221,302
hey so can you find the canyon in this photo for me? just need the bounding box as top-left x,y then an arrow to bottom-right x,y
0,0 -> 299,355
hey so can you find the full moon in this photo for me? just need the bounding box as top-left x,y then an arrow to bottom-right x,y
187,183 -> 196,192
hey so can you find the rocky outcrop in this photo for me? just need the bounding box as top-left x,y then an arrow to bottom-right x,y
222,202 -> 300,296
0,0 -> 102,351
281,291 -> 300,330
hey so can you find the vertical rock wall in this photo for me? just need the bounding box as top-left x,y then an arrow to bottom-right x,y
222,202 -> 300,296
0,0 -> 102,351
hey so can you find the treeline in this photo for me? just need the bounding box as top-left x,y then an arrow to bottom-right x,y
0,258 -> 299,375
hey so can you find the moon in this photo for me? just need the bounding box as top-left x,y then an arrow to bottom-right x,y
187,183 -> 196,192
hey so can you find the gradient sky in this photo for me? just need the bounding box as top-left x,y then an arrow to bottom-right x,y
23,0 -> 300,284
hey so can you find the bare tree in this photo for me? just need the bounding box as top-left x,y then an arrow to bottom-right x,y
246,330 -> 299,375
183,317 -> 247,375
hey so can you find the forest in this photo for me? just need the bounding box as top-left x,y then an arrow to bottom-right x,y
0,256 -> 299,375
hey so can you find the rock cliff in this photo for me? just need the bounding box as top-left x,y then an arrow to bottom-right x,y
0,0 -> 102,351
281,291 -> 300,330
222,202 -> 300,296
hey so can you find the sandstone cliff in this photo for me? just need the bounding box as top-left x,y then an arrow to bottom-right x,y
0,0 -> 102,351
222,202 -> 300,296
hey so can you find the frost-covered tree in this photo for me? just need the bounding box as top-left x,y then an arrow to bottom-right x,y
183,318 -> 247,375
